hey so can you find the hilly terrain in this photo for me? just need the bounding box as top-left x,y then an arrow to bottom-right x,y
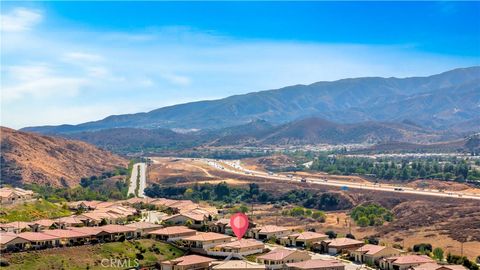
0,127 -> 128,187
58,117 -> 462,154
227,117 -> 448,146
21,67 -> 480,133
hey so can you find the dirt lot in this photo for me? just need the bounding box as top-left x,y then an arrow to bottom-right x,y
147,157 -> 480,260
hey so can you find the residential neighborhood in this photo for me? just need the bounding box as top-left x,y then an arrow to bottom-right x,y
0,193 -> 470,270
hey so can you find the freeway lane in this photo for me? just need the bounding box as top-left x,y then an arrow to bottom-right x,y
128,163 -> 147,198
199,159 -> 480,201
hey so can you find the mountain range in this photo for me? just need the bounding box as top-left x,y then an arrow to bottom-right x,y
22,66 -> 480,134
58,117 -> 460,154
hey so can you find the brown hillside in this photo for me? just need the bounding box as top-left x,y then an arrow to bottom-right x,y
0,127 -> 128,187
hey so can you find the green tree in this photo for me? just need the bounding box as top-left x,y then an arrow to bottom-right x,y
433,247 -> 444,261
214,182 -> 230,200
357,216 -> 370,227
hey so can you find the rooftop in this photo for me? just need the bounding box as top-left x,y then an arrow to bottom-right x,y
289,231 -> 328,241
67,226 -> 104,235
354,244 -> 387,255
162,255 -> 216,266
33,219 -> 55,227
0,221 -> 33,230
413,263 -> 467,270
286,259 -> 344,269
98,224 -> 136,234
182,232 -> 232,242
324,237 -> 363,247
216,238 -> 264,249
125,222 -> 162,230
42,229 -> 92,238
213,260 -> 266,270
257,225 -> 290,233
149,226 -> 196,236
0,232 -> 28,244
257,248 -> 303,261
17,232 -> 60,241
386,255 -> 434,265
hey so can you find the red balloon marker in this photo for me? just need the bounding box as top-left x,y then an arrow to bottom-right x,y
230,212 -> 249,240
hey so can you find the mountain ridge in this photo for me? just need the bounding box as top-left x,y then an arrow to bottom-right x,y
21,66 -> 480,134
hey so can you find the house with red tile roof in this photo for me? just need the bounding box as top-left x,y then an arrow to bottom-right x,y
257,248 -> 311,270
380,255 -> 434,270
283,232 -> 328,247
209,238 -> 265,257
0,221 -> 33,233
318,238 -> 364,255
351,244 -> 403,266
251,225 -> 293,241
212,260 -> 266,270
412,263 -> 467,270
160,254 -> 216,270
0,232 -> 30,252
0,187 -> 35,205
42,229 -> 92,246
17,232 -> 60,249
125,221 -> 162,237
181,232 -> 232,250
67,225 -> 135,242
286,259 -> 345,270
29,219 -> 56,231
149,226 -> 197,241
56,216 -> 84,227
96,224 -> 136,241
163,211 -> 208,229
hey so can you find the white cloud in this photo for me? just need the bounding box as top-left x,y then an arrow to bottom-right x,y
63,52 -> 104,63
0,8 -> 42,32
2,64 -> 86,102
160,73 -> 191,87
139,78 -> 155,87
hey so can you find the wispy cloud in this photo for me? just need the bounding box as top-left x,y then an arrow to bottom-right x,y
2,64 -> 86,102
63,52 -> 104,63
0,8 -> 42,32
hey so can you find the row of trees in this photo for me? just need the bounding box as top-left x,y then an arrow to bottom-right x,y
27,167 -> 130,202
144,182 -> 352,211
308,155 -> 480,182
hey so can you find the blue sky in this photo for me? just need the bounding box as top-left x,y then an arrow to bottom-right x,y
1,2 -> 479,129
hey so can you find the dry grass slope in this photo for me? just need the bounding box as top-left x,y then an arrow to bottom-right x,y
0,127 -> 128,187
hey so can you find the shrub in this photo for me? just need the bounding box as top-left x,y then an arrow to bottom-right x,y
366,236 -> 379,245
413,243 -> 432,253
325,230 -> 337,239
350,204 -> 392,227
312,211 -> 326,222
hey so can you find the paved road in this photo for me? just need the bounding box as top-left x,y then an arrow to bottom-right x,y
198,158 -> 480,201
128,163 -> 147,198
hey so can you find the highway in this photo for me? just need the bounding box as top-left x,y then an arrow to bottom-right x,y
128,163 -> 147,198
198,158 -> 480,201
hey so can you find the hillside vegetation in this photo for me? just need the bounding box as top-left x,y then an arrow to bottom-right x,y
0,200 -> 71,222
2,239 -> 184,270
